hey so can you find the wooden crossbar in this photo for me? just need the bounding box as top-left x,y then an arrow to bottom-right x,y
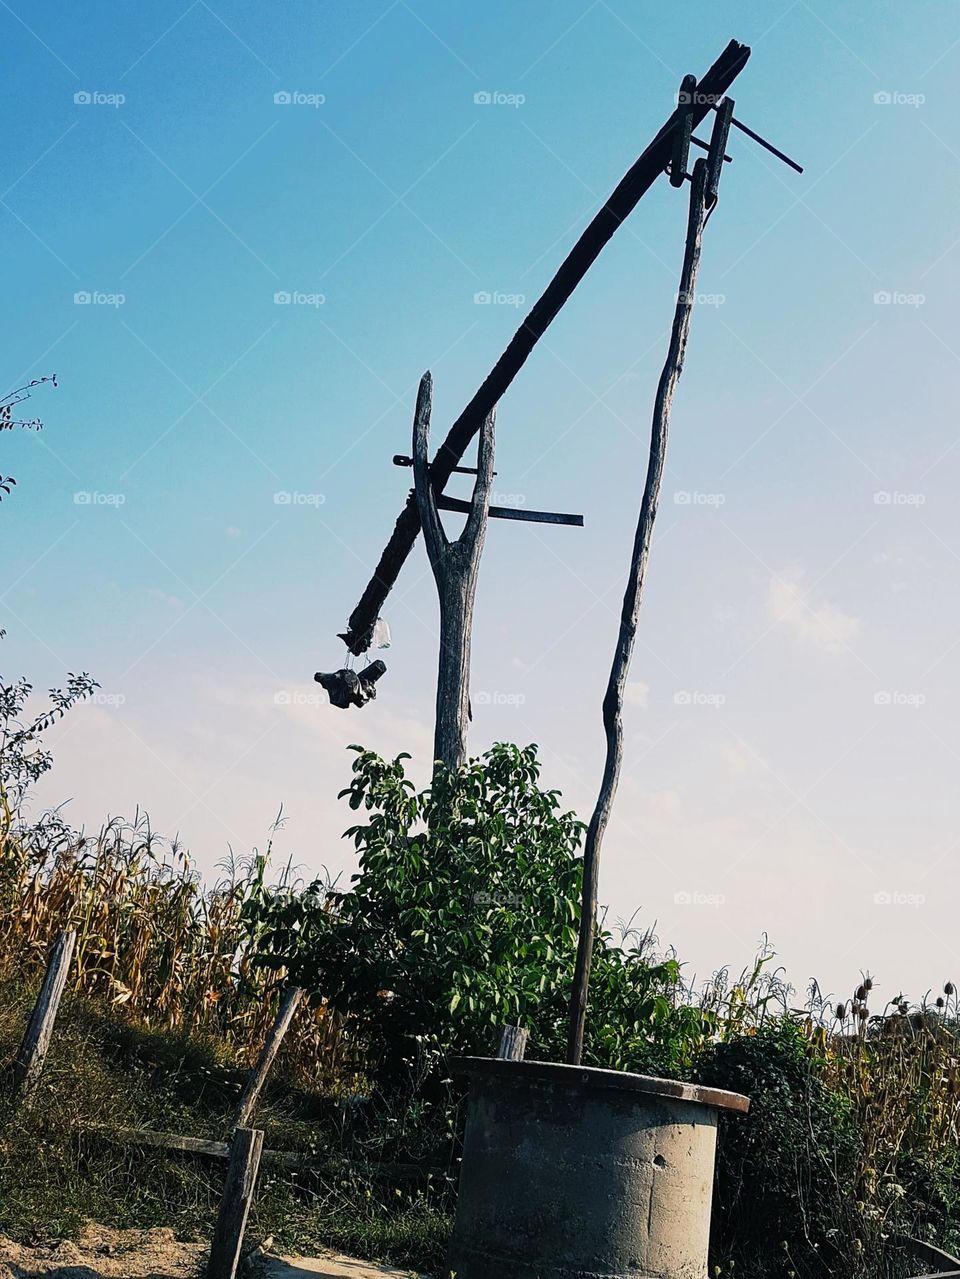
436,494 -> 583,527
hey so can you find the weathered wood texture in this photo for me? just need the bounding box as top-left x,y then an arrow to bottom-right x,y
670,74 -> 697,186
340,40 -> 750,653
86,1124 -> 307,1168
232,986 -> 304,1130
207,1126 -> 264,1279
13,929 -> 76,1100
435,494 -> 582,527
496,1025 -> 528,1061
706,98 -> 735,203
85,1125 -> 439,1179
412,371 -> 496,772
567,159 -> 712,1065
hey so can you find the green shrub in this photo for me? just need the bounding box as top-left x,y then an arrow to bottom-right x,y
247,742 -> 710,1093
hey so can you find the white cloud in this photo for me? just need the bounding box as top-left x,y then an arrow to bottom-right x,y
768,567 -> 859,653
720,738 -> 769,778
624,681 -> 650,708
647,785 -> 683,818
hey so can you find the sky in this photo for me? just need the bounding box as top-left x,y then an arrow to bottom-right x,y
4,0 -> 960,1010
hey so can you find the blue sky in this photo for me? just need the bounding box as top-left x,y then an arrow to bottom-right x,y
5,0 -> 960,1004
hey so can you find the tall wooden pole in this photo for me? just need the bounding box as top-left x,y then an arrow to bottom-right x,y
567,158 -> 712,1066
340,40 -> 749,654
412,371 -> 496,772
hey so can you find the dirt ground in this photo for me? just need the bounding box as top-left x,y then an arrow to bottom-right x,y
253,1254 -> 417,1278
0,1224 -> 420,1279
0,1225 -> 203,1278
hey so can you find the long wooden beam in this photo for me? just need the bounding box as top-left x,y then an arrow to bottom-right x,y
339,39 -> 750,653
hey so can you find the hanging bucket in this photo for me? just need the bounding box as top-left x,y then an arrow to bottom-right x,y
447,1057 -> 749,1279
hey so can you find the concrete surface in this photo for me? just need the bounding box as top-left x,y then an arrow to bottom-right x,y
448,1058 -> 749,1279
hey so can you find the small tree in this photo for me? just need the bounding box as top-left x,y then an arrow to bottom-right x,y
247,742 -> 707,1094
0,673 -> 98,837
2,372 -> 97,835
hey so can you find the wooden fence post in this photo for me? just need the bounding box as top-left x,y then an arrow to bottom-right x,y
13,929 -> 76,1101
207,1126 -> 264,1279
232,986 -> 304,1131
497,1025 -> 528,1061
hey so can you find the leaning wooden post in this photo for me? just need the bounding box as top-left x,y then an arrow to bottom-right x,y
232,986 -> 304,1131
13,928 -> 76,1101
567,156 -> 714,1066
207,1126 -> 265,1279
496,1025 -> 528,1061
339,41 -> 751,655
412,370 -> 496,773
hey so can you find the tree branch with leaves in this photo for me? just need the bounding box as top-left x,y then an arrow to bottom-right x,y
0,374 -> 58,503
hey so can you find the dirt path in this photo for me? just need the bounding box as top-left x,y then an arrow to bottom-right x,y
253,1253 -> 418,1278
0,1226 -> 422,1279
0,1225 -> 202,1277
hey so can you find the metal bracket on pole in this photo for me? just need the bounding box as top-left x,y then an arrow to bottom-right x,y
720,106 -> 804,174
394,454 -> 497,478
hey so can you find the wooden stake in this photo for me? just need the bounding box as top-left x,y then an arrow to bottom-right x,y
497,1025 -> 528,1061
339,40 -> 750,654
412,371 -> 496,773
567,159 -> 713,1066
13,929 -> 76,1101
207,1126 -> 264,1279
232,986 -> 304,1131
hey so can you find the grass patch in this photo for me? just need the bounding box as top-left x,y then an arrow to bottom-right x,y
0,970 -> 451,1274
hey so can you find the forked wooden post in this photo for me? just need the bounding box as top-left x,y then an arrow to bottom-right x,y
232,986 -> 304,1130
497,1025 -> 528,1061
208,1126 -> 264,1279
412,371 -> 496,772
13,928 -> 76,1101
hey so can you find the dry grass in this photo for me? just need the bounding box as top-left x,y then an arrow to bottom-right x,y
813,981 -> 960,1255
0,811 -> 362,1091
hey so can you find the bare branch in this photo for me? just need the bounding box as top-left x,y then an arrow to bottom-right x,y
462,406 -> 496,550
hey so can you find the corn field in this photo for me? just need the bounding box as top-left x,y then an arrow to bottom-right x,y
0,809 -> 361,1090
